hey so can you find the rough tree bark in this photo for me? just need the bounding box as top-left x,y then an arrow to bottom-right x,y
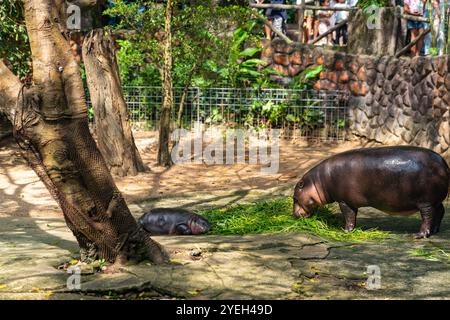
0,0 -> 166,265
0,113 -> 12,140
176,59 -> 199,129
83,29 -> 147,176
157,0 -> 174,167
63,0 -> 147,177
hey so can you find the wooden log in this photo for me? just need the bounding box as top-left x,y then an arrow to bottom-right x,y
395,27 -> 431,57
298,0 -> 305,43
401,14 -> 429,22
309,18 -> 348,44
250,10 -> 294,44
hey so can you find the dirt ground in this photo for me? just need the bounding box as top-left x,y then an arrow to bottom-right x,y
0,131 -> 362,218
1,131 -> 449,300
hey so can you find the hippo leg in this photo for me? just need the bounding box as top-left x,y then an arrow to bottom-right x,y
431,203 -> 445,235
415,203 -> 438,239
175,224 -> 192,235
339,202 -> 358,232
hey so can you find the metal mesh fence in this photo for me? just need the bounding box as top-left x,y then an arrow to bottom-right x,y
86,86 -> 350,141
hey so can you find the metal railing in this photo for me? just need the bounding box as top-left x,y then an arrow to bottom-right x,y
87,86 -> 350,141
249,0 -> 357,44
250,2 -> 450,57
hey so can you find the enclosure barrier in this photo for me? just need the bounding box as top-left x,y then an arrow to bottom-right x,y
250,2 -> 450,57
86,86 -> 350,141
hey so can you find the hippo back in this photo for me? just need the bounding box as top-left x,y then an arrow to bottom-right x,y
312,146 -> 449,212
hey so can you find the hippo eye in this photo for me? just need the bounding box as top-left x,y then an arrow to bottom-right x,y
157,216 -> 166,226
297,180 -> 304,190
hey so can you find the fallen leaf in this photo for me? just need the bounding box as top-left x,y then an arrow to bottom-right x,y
187,290 -> 199,295
169,258 -> 182,263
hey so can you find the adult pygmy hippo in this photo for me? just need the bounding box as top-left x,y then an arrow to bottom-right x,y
138,208 -> 211,235
293,146 -> 450,238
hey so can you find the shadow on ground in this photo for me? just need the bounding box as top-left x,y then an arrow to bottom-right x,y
1,136 -> 449,299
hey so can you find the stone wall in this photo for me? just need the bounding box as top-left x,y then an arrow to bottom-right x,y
261,40 -> 450,161
347,7 -> 404,57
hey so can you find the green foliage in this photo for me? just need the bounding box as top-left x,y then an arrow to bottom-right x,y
250,100 -> 287,127
200,197 -> 390,242
205,108 -> 223,125
203,22 -> 281,88
106,0 -> 256,88
358,0 -> 390,10
298,108 -> 324,129
0,0 -> 30,77
428,47 -> 439,56
116,39 -> 161,86
239,65 -> 325,129
289,65 -> 323,90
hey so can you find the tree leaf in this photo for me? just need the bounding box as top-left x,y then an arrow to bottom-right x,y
239,47 -> 261,57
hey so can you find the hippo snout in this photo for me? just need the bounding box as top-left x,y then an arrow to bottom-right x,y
293,201 -> 310,218
189,217 -> 211,234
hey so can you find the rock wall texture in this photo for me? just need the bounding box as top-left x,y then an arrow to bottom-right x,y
261,39 -> 450,161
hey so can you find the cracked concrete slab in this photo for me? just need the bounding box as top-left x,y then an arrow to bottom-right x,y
3,135 -> 449,299
1,203 -> 449,300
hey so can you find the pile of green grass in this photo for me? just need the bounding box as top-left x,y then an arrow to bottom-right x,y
409,245 -> 450,264
200,197 -> 390,242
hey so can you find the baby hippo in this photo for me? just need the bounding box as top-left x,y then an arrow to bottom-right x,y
293,146 -> 449,238
139,208 -> 211,235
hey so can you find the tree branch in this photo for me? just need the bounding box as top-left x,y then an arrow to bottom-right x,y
69,0 -> 99,8
395,27 -> 430,57
309,18 -> 348,44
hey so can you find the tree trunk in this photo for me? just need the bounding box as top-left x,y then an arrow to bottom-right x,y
0,0 -> 166,265
176,59 -> 199,129
157,0 -> 174,167
83,29 -> 148,177
0,113 -> 12,140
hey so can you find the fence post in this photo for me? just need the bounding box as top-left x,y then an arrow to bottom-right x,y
298,0 -> 305,43
197,87 -> 201,124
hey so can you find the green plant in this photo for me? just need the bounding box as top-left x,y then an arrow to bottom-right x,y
289,65 -> 323,90
428,47 -> 439,56
299,108 -> 324,129
205,21 -> 281,89
200,197 -> 390,242
358,0 -> 390,10
0,0 -> 30,78
409,245 -> 450,264
336,118 -> 346,129
106,1 -> 256,89
249,99 -> 287,128
116,39 -> 161,86
205,107 -> 223,124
